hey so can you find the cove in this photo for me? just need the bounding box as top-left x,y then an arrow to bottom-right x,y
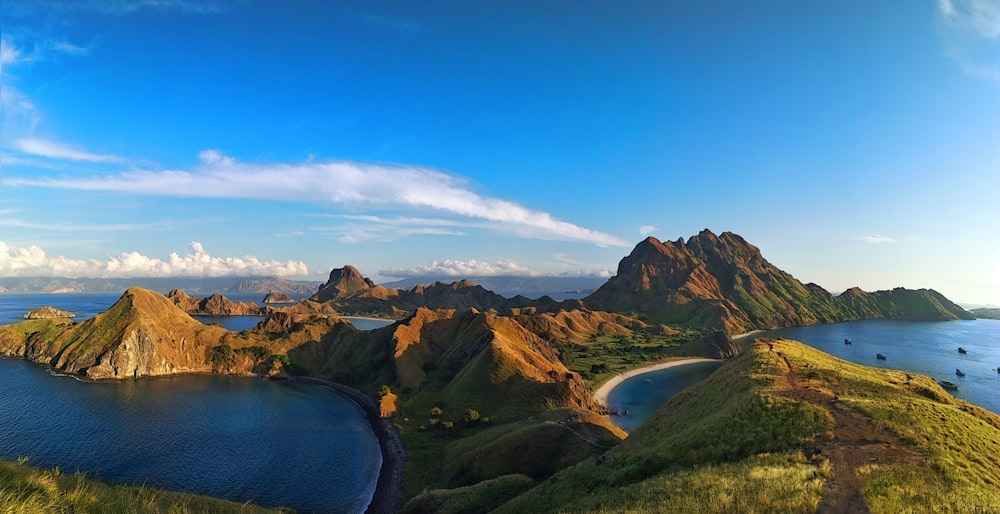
604,360 -> 724,433
0,358 -> 381,513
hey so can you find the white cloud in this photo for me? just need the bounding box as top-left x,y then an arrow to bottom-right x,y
14,138 -> 123,163
638,224 -> 656,236
1,39 -> 23,66
938,0 -> 1000,84
382,259 -> 539,278
0,241 -> 308,278
10,151 -> 628,247
862,235 -> 896,244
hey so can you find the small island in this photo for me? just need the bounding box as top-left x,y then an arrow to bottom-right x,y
23,306 -> 76,320
262,292 -> 295,304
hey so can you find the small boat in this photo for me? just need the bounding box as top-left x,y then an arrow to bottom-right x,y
997,367 -> 1000,374
876,353 -> 886,360
958,347 -> 967,354
843,338 -> 852,345
938,380 -> 959,390
643,378 -> 652,384
955,369 -> 965,377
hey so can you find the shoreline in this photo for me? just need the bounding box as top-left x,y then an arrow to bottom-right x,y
731,329 -> 765,340
592,357 -> 722,407
291,377 -> 404,514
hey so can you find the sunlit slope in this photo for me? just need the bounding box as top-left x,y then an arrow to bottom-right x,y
495,339 -> 1000,513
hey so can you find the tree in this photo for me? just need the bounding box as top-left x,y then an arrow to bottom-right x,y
463,409 -> 480,423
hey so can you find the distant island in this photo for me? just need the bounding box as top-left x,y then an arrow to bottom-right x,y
1,229 -> 991,513
970,307 -> 1000,320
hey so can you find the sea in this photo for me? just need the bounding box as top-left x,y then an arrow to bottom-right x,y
605,319 -> 1000,432
0,292 -> 394,513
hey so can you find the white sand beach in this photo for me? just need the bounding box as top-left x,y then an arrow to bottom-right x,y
592,358 -> 721,406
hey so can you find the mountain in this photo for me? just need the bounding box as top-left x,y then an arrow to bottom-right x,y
381,275 -> 606,300
166,289 -> 263,315
308,266 -> 543,317
585,230 -> 972,332
970,307 -> 1000,320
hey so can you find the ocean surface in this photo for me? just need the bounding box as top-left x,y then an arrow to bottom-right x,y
0,292 -> 395,513
759,319 -> 1000,415
0,359 -> 381,513
0,292 -> 395,331
608,319 -> 1000,433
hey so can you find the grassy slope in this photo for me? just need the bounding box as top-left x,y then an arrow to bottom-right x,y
0,459 -> 285,514
495,339 -> 1000,513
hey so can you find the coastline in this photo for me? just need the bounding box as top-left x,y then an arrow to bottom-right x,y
292,377 -> 404,514
731,329 -> 764,340
592,358 -> 721,407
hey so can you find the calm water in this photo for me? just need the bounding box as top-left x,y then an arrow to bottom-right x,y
607,319 -> 1000,433
606,361 -> 723,433
0,359 -> 381,513
0,292 -> 395,332
759,319 -> 1000,415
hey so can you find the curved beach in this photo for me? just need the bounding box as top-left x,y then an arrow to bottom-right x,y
292,377 -> 404,514
592,358 -> 721,407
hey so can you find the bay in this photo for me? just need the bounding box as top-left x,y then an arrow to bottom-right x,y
0,358 -> 381,513
605,360 -> 723,433
759,319 -> 1000,415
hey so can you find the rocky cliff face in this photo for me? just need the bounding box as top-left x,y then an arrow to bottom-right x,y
584,229 -> 971,332
311,265 -> 377,302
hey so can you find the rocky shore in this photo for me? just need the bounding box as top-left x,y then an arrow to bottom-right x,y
293,377 -> 404,514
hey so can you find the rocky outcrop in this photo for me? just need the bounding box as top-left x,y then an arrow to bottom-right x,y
262,292 -> 295,304
23,306 -> 76,319
166,289 -> 262,316
312,265 -> 377,302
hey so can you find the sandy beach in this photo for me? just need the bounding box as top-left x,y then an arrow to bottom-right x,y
593,358 -> 721,406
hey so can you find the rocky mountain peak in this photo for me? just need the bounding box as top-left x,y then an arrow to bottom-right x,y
312,265 -> 377,302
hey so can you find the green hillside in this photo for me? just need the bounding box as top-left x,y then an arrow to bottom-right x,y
493,339 -> 1000,513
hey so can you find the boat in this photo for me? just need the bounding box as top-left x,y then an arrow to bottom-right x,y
938,380 -> 959,390
643,378 -> 652,384
955,369 -> 965,377
876,353 -> 886,360
958,347 -> 967,354
843,338 -> 852,345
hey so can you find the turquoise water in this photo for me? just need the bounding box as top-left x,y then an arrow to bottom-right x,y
0,358 -> 381,513
605,361 -> 723,433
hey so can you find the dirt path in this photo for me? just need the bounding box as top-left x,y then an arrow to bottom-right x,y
764,342 -> 923,514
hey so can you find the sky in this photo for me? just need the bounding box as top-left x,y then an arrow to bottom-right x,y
1,0 -> 998,306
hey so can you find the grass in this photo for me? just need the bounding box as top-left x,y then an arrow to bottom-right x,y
556,327 -> 707,387
490,339 -> 1000,513
0,458 -> 286,513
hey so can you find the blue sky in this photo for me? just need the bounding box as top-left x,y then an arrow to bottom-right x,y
1,0 -> 998,306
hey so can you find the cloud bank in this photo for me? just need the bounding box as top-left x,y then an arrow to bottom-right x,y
0,241 -> 308,278
10,151 -> 628,247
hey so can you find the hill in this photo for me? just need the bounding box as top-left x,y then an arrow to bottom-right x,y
308,265 -> 543,318
970,307 -> 1000,320
488,338 -> 1000,513
585,230 -> 972,332
0,287 -> 294,379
